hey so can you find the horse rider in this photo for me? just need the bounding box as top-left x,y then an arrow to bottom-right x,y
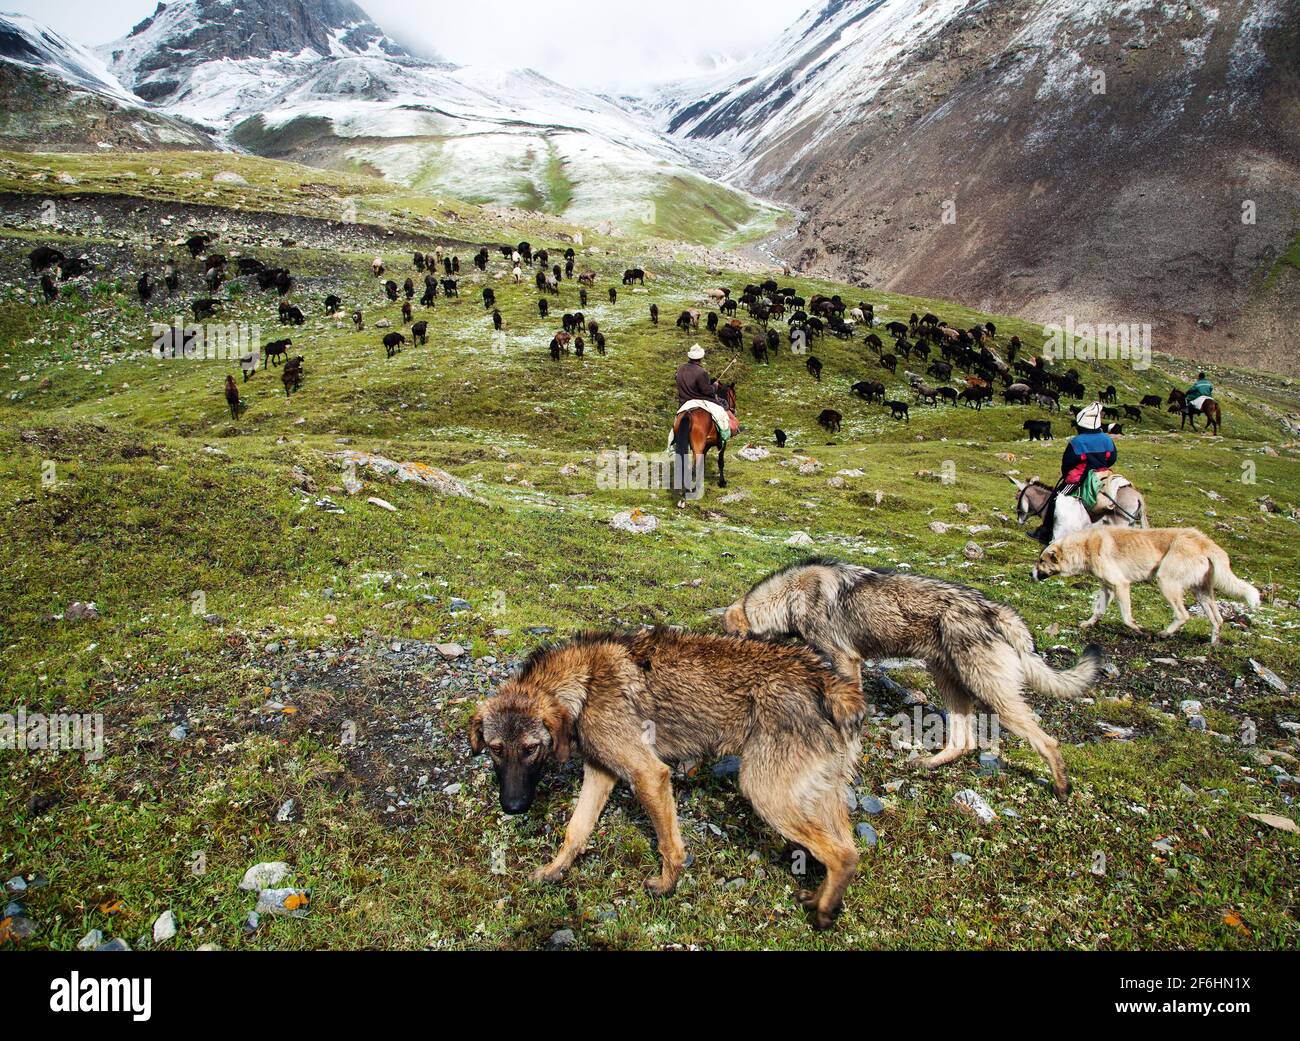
1035,401 -> 1117,543
1185,371 -> 1213,412
676,344 -> 725,407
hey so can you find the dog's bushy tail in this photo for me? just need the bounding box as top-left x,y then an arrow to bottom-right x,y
1021,643 -> 1104,700
819,672 -> 868,736
997,607 -> 1103,700
1209,550 -> 1261,610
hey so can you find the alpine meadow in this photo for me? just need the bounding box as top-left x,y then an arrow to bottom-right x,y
0,0 -> 1298,979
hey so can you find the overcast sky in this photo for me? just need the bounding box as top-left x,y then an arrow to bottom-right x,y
7,0 -> 798,92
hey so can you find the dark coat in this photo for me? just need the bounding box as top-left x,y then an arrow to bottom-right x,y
675,362 -> 718,406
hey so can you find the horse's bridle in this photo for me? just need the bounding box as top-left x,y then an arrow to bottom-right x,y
1017,480 -> 1051,520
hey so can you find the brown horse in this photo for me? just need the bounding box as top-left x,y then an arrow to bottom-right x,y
1167,389 -> 1221,434
672,383 -> 736,506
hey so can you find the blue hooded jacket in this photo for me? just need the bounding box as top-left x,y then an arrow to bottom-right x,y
1062,430 -> 1116,481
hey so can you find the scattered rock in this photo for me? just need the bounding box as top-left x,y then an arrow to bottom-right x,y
1250,659 -> 1288,692
1247,813 -> 1299,834
64,601 -> 99,622
239,862 -> 291,892
435,643 -> 466,659
366,496 -> 398,513
855,823 -> 878,846
152,910 -> 177,944
953,789 -> 996,824
785,531 -> 814,546
77,929 -> 103,950
255,889 -> 311,918
610,509 -> 658,535
547,927 -> 577,949
963,541 -> 984,561
333,450 -> 484,502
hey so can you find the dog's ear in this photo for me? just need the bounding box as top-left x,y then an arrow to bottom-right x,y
468,705 -> 486,755
543,703 -> 572,764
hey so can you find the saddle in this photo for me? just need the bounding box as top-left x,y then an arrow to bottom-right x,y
674,399 -> 738,442
1070,470 -> 1132,515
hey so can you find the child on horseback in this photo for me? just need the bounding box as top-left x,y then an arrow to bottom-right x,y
1185,372 -> 1213,411
1035,402 -> 1117,544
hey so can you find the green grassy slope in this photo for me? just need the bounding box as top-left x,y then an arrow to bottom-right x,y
1,152 -> 1297,951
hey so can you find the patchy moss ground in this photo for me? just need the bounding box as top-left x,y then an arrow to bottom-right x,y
0,151 -> 1298,951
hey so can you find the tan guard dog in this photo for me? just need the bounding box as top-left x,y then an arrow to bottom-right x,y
469,628 -> 866,930
1033,526 -> 1260,644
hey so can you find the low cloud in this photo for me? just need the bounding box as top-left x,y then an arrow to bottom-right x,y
10,0 -> 796,94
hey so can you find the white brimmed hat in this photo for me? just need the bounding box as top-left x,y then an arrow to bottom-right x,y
687,344 -> 706,360
1075,402 -> 1103,430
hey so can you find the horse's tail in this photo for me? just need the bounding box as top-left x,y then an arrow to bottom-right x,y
673,410 -> 694,456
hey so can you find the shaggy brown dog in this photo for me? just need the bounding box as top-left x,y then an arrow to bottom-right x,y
470,628 -> 866,930
723,558 -> 1102,798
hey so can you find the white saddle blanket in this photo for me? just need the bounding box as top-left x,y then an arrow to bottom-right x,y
676,399 -> 731,432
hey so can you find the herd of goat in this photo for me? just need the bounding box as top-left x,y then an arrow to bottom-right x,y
27,232 -> 1160,434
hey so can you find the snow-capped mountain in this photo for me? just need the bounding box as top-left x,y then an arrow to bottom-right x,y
650,0 -> 1300,371
0,12 -> 213,150
1,11 -> 139,102
103,0 -> 410,108
91,0 -> 780,243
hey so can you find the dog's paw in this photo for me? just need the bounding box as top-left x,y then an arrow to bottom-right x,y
531,864 -> 567,885
812,911 -> 838,932
1079,618 -> 1097,629
644,876 -> 678,897
795,889 -> 820,911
